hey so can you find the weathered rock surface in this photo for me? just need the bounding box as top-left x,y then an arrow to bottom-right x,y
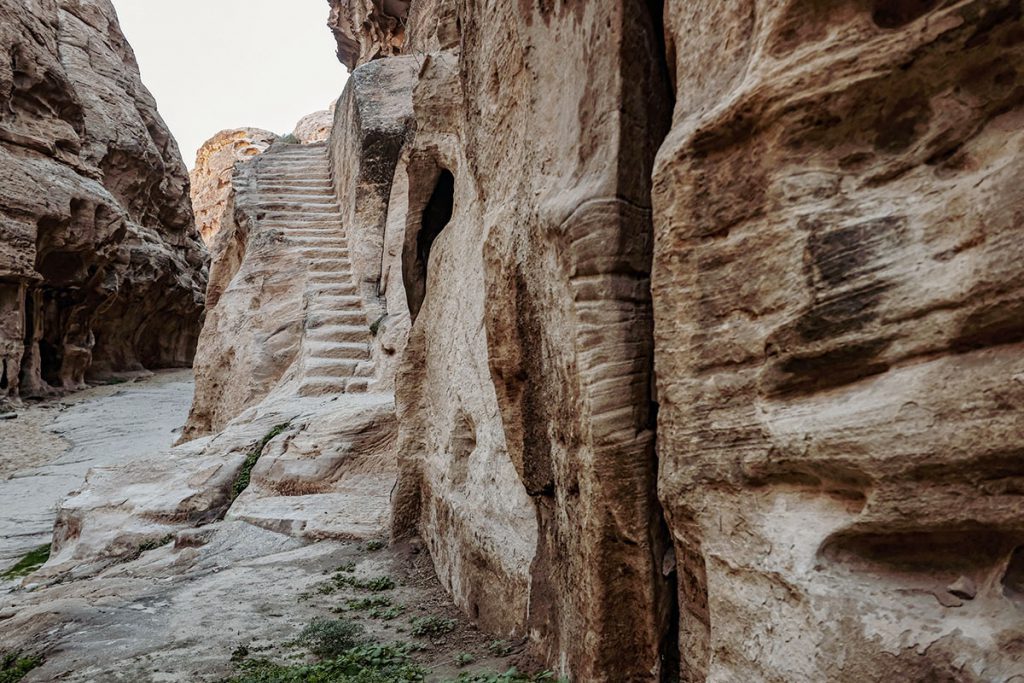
328,58 -> 417,390
0,371 -> 193,577
328,0 -> 410,70
0,0 -> 207,401
292,102 -> 336,144
190,128 -> 276,244
651,2 -> 1024,680
182,142 -> 377,442
323,0 -> 1024,681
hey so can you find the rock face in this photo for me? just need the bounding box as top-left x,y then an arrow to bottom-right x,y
324,0 -> 1024,680
652,2 -> 1024,680
190,128 -> 276,244
328,0 -> 410,70
292,103 -> 336,144
0,0 -> 207,401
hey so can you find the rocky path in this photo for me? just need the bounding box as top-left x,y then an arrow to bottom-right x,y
253,143 -> 375,397
0,370 -> 194,573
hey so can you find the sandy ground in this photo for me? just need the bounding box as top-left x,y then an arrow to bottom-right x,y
0,370 -> 195,572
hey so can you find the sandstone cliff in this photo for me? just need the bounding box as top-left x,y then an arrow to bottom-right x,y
190,128 -> 276,245
0,0 -> 207,401
325,0 -> 1024,680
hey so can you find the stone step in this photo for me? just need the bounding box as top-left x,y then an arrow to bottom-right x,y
305,340 -> 371,359
303,294 -> 364,311
306,304 -> 364,321
254,202 -> 337,214
345,378 -> 370,393
296,246 -> 350,257
257,193 -> 337,202
296,376 -> 348,397
281,228 -> 346,237
306,324 -> 370,344
308,259 -> 354,272
258,181 -> 333,189
304,357 -> 365,374
307,285 -> 360,299
256,175 -> 332,184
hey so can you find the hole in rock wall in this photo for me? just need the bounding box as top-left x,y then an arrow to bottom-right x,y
406,168 -> 455,322
1,359 -> 8,391
1003,546 -> 1024,603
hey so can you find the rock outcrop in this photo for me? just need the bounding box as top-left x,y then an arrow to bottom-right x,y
190,128 -> 276,244
328,0 -> 410,70
292,103 -> 336,144
0,0 -> 207,401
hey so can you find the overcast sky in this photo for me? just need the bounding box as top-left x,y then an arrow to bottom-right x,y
111,0 -> 348,170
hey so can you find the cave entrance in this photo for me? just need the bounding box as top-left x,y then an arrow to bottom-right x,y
405,168 -> 455,322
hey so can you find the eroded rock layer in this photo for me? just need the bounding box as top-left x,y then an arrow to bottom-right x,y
653,2 -> 1024,680
0,0 -> 207,400
328,0 -> 1024,680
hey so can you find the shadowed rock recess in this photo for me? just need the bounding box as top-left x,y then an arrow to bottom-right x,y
2,0 -> 1023,681
0,0 -> 206,402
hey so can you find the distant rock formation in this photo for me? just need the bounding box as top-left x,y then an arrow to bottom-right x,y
190,128 -> 276,245
292,103 -> 336,144
0,0 -> 207,400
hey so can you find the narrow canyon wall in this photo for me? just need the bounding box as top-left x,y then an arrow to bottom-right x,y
326,0 -> 1024,680
652,1 -> 1024,680
330,1 -> 676,679
0,0 -> 207,401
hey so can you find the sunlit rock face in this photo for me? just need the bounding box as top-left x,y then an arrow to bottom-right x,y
652,1 -> 1024,680
190,128 -> 276,245
0,0 -> 207,400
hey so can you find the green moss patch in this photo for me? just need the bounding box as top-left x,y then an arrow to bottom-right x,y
1,544 -> 50,580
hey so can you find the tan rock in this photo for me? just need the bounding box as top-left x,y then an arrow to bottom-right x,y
292,103 -> 336,144
190,128 -> 276,245
652,2 -> 1024,680
0,0 -> 207,401
328,0 -> 409,70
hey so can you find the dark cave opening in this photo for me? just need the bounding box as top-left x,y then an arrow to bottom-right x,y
406,168 -> 455,322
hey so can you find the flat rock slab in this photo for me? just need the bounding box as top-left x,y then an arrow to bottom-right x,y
0,371 -> 194,573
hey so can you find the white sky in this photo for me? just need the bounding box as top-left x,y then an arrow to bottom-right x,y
110,0 -> 349,169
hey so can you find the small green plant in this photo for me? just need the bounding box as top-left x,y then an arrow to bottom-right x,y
225,643 -> 425,682
363,539 -> 387,552
345,596 -> 391,611
230,644 -> 250,662
371,604 -> 405,621
448,669 -> 560,683
231,423 -> 290,501
369,315 -> 387,337
0,652 -> 42,683
130,534 -> 174,560
357,575 -> 395,591
455,652 -> 475,668
486,640 -> 513,657
277,133 -> 299,144
1,544 -> 50,580
296,618 -> 364,660
409,615 -> 456,638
